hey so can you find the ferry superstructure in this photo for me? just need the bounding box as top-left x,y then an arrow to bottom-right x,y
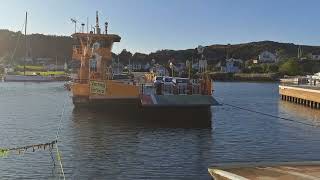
70,12 -> 217,110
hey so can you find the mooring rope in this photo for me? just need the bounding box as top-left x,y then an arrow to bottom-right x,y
54,97 -> 68,180
55,99 -> 67,141
0,140 -> 57,157
215,97 -> 320,127
55,143 -> 66,180
0,92 -> 68,179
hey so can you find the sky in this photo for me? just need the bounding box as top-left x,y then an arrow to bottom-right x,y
1,0 -> 320,54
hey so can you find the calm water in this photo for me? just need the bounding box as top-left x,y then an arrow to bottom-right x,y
0,82 -> 320,179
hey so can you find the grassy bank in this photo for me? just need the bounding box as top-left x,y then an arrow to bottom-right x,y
15,71 -> 66,76
16,65 -> 45,71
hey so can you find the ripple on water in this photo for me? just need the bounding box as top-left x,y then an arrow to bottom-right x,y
0,82 -> 320,179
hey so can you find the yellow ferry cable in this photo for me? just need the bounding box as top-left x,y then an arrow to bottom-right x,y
54,96 -> 68,179
55,143 -> 66,180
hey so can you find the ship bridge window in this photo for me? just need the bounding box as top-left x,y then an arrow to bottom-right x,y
90,59 -> 97,72
95,40 -> 111,48
92,42 -> 100,50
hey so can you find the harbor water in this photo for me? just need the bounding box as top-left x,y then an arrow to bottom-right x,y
0,82 -> 320,179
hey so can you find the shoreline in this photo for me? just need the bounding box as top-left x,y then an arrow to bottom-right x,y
209,72 -> 280,82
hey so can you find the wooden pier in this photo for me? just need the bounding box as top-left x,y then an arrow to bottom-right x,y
208,161 -> 320,180
279,85 -> 320,109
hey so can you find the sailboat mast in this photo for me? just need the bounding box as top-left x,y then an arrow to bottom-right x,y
24,12 -> 27,76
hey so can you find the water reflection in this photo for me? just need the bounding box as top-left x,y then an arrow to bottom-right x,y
68,106 -> 213,179
279,100 -> 320,126
3,82 -> 320,179
72,106 -> 212,129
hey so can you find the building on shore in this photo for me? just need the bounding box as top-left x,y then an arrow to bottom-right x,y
220,58 -> 243,73
152,64 -> 169,76
258,51 -> 277,63
310,53 -> 320,61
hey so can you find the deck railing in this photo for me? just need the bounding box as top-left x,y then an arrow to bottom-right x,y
72,79 -> 89,84
139,83 -> 205,96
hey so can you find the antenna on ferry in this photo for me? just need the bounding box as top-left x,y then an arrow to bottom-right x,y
95,11 -> 101,34
71,18 -> 77,33
86,17 -> 89,33
81,23 -> 85,33
105,21 -> 108,34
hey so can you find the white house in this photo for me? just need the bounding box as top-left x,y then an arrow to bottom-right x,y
19,57 -> 33,64
169,62 -> 187,77
153,64 -> 169,76
258,51 -> 277,63
222,58 -> 243,73
199,59 -> 208,73
127,63 -> 142,71
311,53 -> 320,61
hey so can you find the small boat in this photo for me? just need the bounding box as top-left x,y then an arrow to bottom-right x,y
280,76 -> 309,85
311,72 -> 320,80
4,12 -> 54,82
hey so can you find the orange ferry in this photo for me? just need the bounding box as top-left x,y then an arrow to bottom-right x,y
70,12 -> 217,110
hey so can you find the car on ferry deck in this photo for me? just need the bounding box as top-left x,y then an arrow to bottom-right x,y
162,76 -> 174,94
163,76 -> 174,86
172,77 -> 190,94
153,76 -> 164,86
172,77 -> 189,86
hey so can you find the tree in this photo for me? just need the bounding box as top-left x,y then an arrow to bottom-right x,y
267,64 -> 279,73
250,64 -> 263,73
279,59 -> 301,76
0,54 -> 12,65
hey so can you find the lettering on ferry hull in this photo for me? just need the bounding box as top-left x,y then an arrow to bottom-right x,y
90,81 -> 106,95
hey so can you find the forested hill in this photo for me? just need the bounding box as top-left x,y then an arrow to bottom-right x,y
0,29 -> 72,63
1,29 -> 320,65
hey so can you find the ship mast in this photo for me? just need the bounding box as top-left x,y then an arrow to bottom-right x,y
24,12 -> 27,76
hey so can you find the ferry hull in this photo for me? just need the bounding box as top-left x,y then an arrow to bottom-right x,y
141,106 -> 212,119
73,96 -> 212,128
72,96 -> 140,108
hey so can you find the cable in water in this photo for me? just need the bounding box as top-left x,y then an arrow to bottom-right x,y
215,97 -> 320,128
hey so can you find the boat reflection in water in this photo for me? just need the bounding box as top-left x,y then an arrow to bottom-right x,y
70,106 -> 213,179
72,105 -> 212,129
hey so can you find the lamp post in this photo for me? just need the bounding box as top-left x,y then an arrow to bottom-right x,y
170,62 -> 174,77
186,60 -> 190,79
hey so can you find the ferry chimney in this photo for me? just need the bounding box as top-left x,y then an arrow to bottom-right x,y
95,11 -> 101,34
